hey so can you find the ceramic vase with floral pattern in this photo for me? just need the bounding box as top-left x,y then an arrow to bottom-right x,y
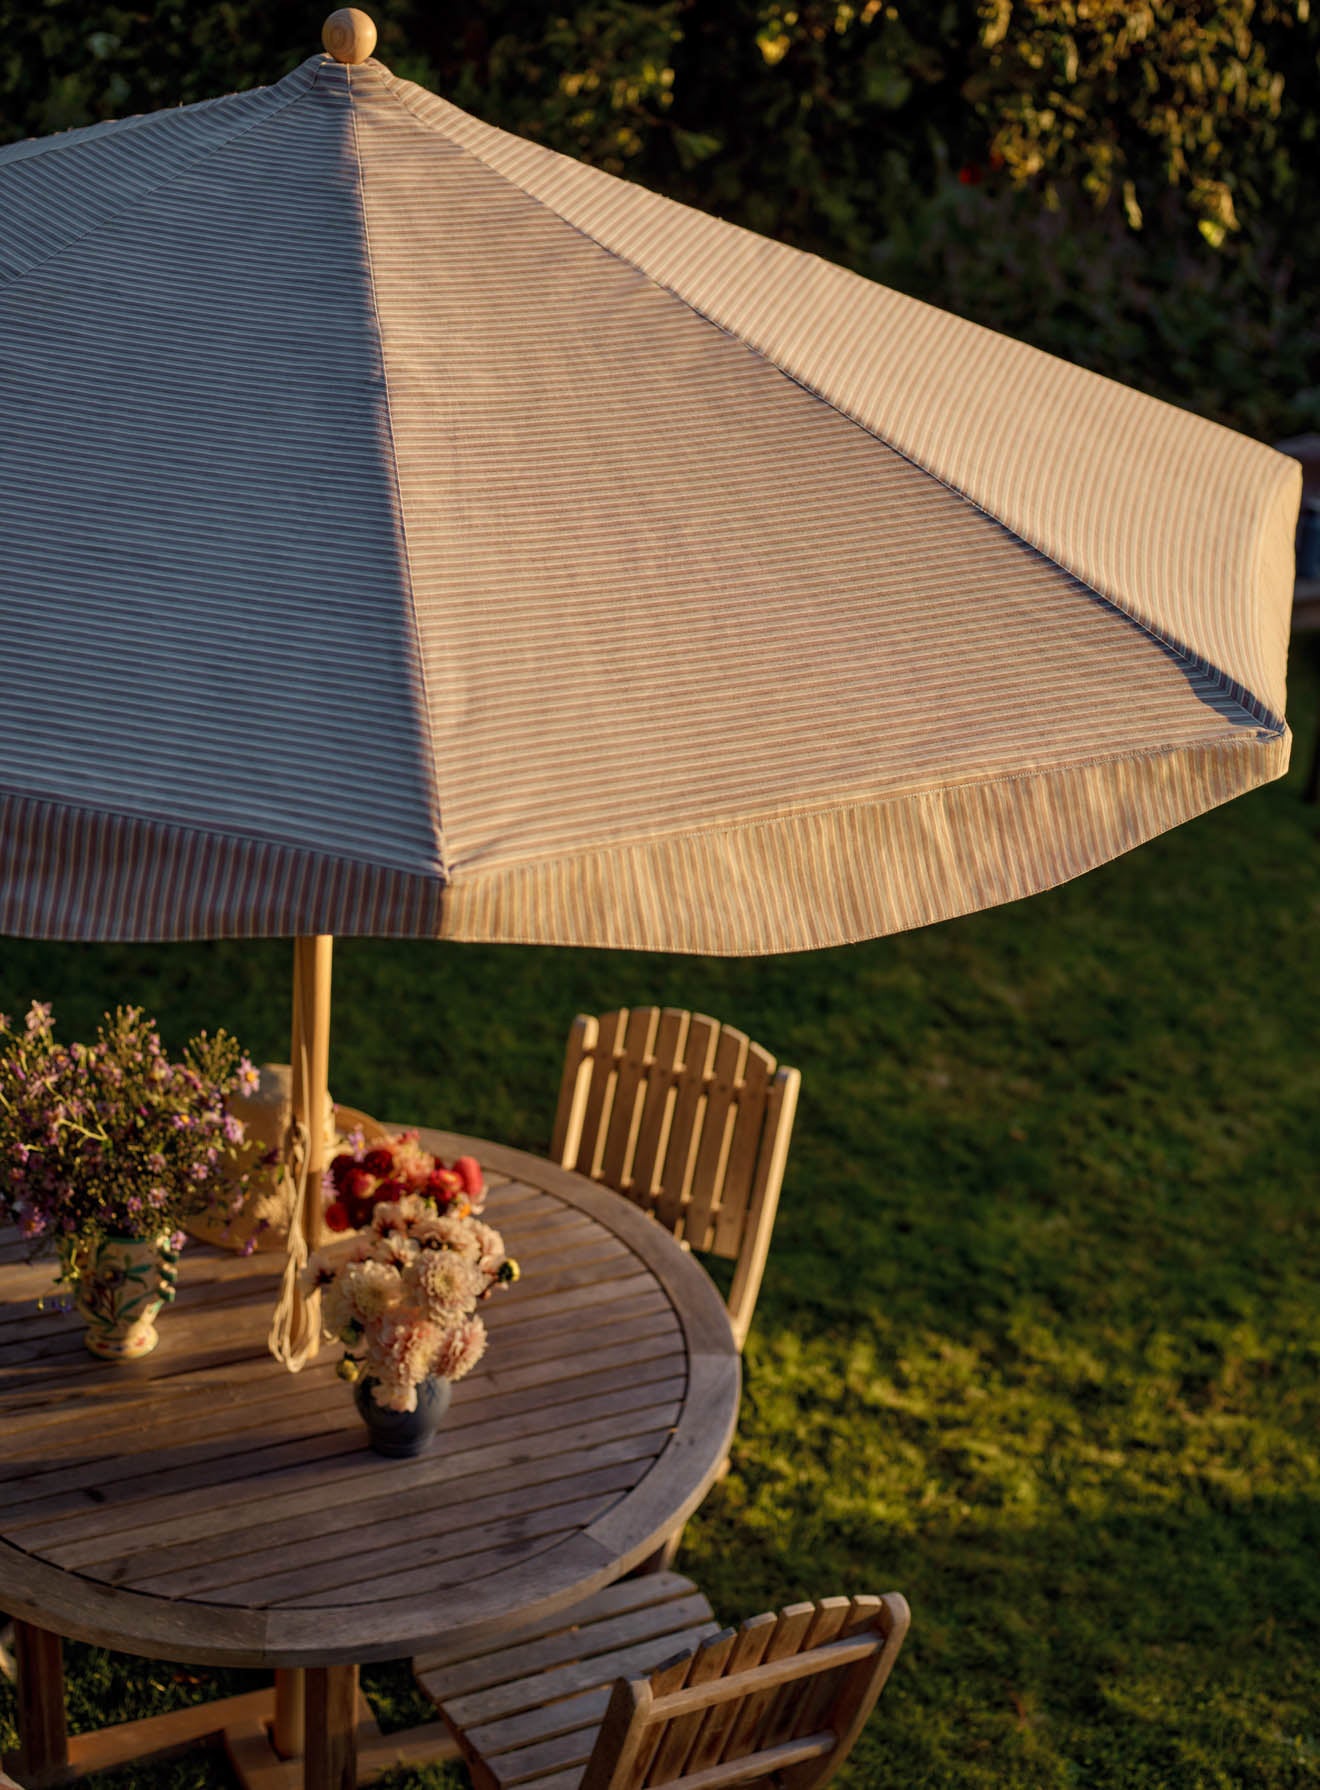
69,1232 -> 178,1359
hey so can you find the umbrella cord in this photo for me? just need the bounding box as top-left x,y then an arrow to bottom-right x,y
268,1043 -> 323,1372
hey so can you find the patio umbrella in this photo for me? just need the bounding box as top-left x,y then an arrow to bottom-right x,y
0,10 -> 1299,1360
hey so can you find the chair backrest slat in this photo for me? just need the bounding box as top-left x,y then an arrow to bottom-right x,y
653,1012 -> 718,1235
756,1598 -> 852,1752
679,1614 -> 778,1780
710,1043 -> 772,1258
600,1006 -> 660,1189
682,1025 -> 747,1252
582,1010 -> 626,1179
713,1601 -> 816,1769
723,1066 -> 799,1348
628,1645 -> 712,1790
550,1012 -> 599,1169
780,1598 -> 884,1756
643,1628 -> 739,1787
629,1008 -> 688,1200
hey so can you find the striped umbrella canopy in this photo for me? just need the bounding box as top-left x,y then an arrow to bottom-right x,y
0,10 -> 1299,960
0,11 -> 1299,1354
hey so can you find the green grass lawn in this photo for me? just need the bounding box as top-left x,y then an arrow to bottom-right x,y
2,635 -> 1318,1789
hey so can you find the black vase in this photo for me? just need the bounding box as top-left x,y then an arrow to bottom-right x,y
353,1374 -> 452,1457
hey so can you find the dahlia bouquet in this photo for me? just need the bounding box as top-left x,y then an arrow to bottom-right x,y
309,1146 -> 520,1413
322,1128 -> 486,1232
0,1001 -> 256,1271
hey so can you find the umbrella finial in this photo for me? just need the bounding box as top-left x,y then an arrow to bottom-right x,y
322,8 -> 377,63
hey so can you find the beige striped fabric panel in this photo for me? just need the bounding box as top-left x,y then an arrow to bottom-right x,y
378,63 -> 1299,728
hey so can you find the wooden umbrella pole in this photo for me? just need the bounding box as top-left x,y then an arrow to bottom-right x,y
272,935 -> 333,1761
268,935 -> 335,1372
290,934 -> 334,1250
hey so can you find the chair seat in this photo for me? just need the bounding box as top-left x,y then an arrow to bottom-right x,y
415,1571 -> 720,1790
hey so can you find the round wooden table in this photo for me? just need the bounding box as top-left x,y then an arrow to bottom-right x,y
0,1131 -> 740,1789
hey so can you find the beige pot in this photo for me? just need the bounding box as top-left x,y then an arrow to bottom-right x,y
70,1232 -> 177,1360
185,1063 -> 350,1254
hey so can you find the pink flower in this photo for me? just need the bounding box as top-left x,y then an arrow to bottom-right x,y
24,1001 -> 53,1035
432,1315 -> 486,1382
237,1058 -> 260,1097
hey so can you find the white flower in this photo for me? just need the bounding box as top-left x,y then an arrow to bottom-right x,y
469,1220 -> 508,1277
371,1194 -> 427,1232
413,1213 -> 481,1260
367,1366 -> 417,1412
369,1231 -> 419,1269
407,1250 -> 484,1317
347,1258 -> 403,1321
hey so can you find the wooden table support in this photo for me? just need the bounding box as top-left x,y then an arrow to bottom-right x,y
10,1620 -> 67,1787
272,1668 -> 305,1758
4,1632 -> 459,1790
305,1664 -> 360,1790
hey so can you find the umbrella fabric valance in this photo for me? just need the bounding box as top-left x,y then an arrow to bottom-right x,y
0,43 -> 1298,955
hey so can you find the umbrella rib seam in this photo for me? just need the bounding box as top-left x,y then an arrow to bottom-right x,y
345,65 -> 450,882
0,72 -> 317,296
443,724 -> 1287,878
365,67 -> 1278,736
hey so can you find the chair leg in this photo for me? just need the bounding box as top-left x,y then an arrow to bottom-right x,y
629,1451 -> 731,1576
629,1528 -> 684,1576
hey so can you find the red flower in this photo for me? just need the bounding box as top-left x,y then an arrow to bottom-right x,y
957,162 -> 983,185
375,1178 -> 407,1203
344,1167 -> 375,1202
363,1147 -> 394,1177
323,1200 -> 350,1232
454,1156 -> 484,1199
330,1152 -> 358,1190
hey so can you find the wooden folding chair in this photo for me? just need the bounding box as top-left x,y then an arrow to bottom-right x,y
419,1578 -> 909,1790
551,1009 -> 800,1352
